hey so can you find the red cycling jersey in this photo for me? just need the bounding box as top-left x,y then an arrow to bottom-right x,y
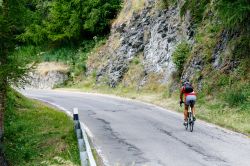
180,86 -> 196,102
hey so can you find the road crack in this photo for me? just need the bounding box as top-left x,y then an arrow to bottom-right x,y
96,118 -> 149,165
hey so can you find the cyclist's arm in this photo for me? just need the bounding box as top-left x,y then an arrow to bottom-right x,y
180,87 -> 184,102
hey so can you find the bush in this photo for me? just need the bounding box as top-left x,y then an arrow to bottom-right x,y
132,57 -> 140,65
172,41 -> 191,76
82,0 -> 121,36
42,47 -> 77,62
225,90 -> 247,107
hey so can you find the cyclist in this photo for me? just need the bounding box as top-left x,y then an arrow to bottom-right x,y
180,80 -> 197,126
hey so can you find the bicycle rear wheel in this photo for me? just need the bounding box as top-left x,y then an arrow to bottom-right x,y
189,112 -> 194,132
190,121 -> 193,132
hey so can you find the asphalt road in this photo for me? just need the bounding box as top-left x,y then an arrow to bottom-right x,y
22,89 -> 250,166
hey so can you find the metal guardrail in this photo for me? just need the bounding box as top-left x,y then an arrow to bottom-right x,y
73,108 -> 97,166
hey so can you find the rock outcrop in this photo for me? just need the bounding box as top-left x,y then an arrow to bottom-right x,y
25,62 -> 69,89
87,0 -> 242,91
87,0 -> 193,87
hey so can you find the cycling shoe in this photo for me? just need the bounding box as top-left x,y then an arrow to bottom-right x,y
183,121 -> 188,126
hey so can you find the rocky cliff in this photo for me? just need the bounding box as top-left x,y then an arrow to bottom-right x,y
87,0 -> 249,93
87,0 -> 194,87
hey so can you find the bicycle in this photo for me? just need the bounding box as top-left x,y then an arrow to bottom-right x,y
180,101 -> 195,132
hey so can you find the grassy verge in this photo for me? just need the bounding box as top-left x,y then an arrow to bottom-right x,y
4,91 -> 80,166
63,78 -> 250,137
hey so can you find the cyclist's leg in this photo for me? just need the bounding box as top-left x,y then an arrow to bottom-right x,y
191,105 -> 196,118
189,97 -> 197,120
184,104 -> 188,121
186,95 -> 196,116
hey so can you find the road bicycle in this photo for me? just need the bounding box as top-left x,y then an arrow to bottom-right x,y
180,101 -> 195,132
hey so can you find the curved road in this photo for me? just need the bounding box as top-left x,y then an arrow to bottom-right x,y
22,89 -> 250,166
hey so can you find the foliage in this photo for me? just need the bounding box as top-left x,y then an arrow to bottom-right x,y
19,0 -> 121,45
4,91 -> 80,165
0,0 -> 33,86
180,0 -> 211,25
82,0 -> 121,36
132,57 -> 141,65
232,33 -> 250,59
122,54 -> 144,90
224,88 -> 248,107
43,47 -> 77,62
42,37 -> 106,80
215,0 -> 250,29
180,0 -> 250,29
172,41 -> 191,76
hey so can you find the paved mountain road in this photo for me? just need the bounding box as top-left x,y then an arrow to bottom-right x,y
22,89 -> 250,166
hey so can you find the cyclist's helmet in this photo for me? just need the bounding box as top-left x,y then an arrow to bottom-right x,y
181,78 -> 190,86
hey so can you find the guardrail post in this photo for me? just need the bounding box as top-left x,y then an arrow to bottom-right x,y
73,107 -> 88,166
73,108 -> 79,120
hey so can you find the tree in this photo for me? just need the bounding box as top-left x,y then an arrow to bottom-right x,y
19,0 -> 121,45
82,0 -> 121,36
0,0 -> 32,140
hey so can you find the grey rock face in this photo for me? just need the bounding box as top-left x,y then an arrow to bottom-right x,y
212,30 -> 229,69
26,71 -> 68,89
182,55 -> 204,83
181,29 -> 233,86
89,1 -> 193,87
143,8 -> 191,83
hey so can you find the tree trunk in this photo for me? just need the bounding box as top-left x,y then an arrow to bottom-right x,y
0,81 -> 7,166
0,0 -> 9,141
0,85 -> 6,141
0,42 -> 8,141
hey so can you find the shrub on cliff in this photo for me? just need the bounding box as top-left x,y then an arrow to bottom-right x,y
172,41 -> 191,76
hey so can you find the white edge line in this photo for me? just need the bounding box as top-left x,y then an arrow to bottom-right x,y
27,97 -> 97,166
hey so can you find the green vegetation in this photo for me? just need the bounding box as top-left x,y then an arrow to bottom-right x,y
180,0 -> 210,25
121,54 -> 145,90
178,0 -> 250,112
224,88 -> 248,107
1,0 -> 38,143
16,0 -> 120,81
215,0 -> 250,28
41,37 -> 107,82
20,0 -> 121,44
180,0 -> 250,28
172,41 -> 191,76
4,91 -> 80,165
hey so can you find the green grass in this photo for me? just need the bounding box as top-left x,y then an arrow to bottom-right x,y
180,0 -> 210,25
4,91 -> 80,166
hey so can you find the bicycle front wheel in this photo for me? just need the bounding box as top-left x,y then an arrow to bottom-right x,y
190,121 -> 193,132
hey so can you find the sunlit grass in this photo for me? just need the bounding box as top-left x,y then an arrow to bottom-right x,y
4,91 -> 80,165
